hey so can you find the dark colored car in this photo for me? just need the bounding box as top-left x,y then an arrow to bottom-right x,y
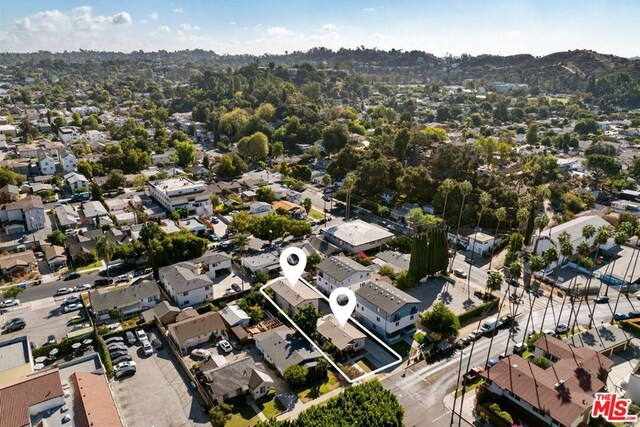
629,310 -> 640,319
462,366 -> 485,385
115,365 -> 136,379
112,354 -> 132,365
455,338 -> 470,349
499,314 -> 514,328
468,331 -> 483,341
63,272 -> 81,281
594,295 -> 609,304
2,318 -> 26,333
614,312 -> 631,321
94,278 -> 114,287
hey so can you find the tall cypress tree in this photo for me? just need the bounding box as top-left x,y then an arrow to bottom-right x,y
409,233 -> 428,280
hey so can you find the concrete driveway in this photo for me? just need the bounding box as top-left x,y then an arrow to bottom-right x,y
406,278 -> 484,315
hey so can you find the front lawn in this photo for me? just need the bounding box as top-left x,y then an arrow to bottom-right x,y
456,379 -> 484,397
296,371 -> 341,403
76,260 -> 103,272
225,402 -> 260,427
355,357 -> 377,373
390,340 -> 412,357
309,209 -> 325,220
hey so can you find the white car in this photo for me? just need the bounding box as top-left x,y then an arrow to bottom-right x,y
0,299 -> 19,308
135,329 -> 147,343
141,339 -> 153,356
56,288 -> 72,296
114,360 -> 137,371
190,348 -> 212,360
217,340 -> 233,353
62,303 -> 82,313
116,274 -> 132,283
74,284 -> 91,292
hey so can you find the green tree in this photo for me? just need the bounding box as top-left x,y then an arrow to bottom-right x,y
322,122 -> 349,154
283,365 -> 308,386
0,167 -> 24,188
228,211 -> 253,234
420,302 -> 460,338
3,286 -> 24,299
96,235 -> 115,278
394,128 -> 411,161
408,233 -> 428,281
174,139 -> 196,167
583,154 -> 622,184
238,131 -> 269,162
322,174 -> 331,187
526,123 -> 539,145
46,230 -> 67,246
450,180 -> 473,269
302,198 -> 312,214
105,169 -> 125,190
77,160 -> 93,179
438,178 -> 457,220
256,186 -> 276,203
292,304 -> 321,336
208,406 -> 231,427
342,172 -> 356,220
486,270 -> 504,293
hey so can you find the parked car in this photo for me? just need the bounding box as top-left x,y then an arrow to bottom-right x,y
629,310 -> 640,319
486,358 -> 499,369
109,349 -> 129,359
499,314 -> 514,328
455,338 -> 470,349
62,303 -> 82,313
211,217 -> 220,224
218,340 -> 233,353
63,296 -> 82,305
453,268 -> 467,278
231,283 -> 242,293
0,299 -> 20,308
2,318 -> 26,333
614,312 -> 631,321
56,288 -> 72,296
141,339 -> 153,356
513,343 -> 525,355
114,361 -> 137,371
468,330 -> 483,341
148,333 -> 163,350
135,329 -> 147,343
115,365 -> 136,379
107,343 -> 127,352
190,349 -> 212,360
595,295 -> 609,304
74,284 -> 92,292
480,317 -> 502,336
209,234 -> 220,242
63,272 -> 80,281
105,336 -> 124,345
498,353 -> 508,360
125,331 -> 136,346
94,278 -> 113,287
555,323 -> 569,335
506,278 -> 519,287
462,366 -> 485,385
116,274 -> 132,283
112,354 -> 132,365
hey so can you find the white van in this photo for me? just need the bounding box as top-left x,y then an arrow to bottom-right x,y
480,317 -> 502,335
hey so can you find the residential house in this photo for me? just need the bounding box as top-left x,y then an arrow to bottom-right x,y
293,235 -> 341,259
0,370 -> 66,427
158,261 -> 213,308
373,250 -> 410,273
316,314 -> 366,355
241,251 -> 280,274
533,215 -> 613,261
201,356 -> 273,404
219,304 -> 251,328
56,204 -> 81,228
249,202 -> 272,216
0,195 -> 45,235
85,130 -> 104,143
466,232 -> 496,256
482,337 -> 614,427
151,148 -> 175,165
561,325 -> 631,357
355,281 -> 420,342
179,216 -> 207,236
254,325 -> 322,375
0,251 -> 37,276
390,202 -> 419,222
194,252 -> 233,280
67,235 -> 97,264
70,372 -> 124,427
16,144 -> 38,158
0,124 -> 17,137
149,177 -> 213,216
58,149 -> 77,173
58,126 -> 81,143
0,184 -> 20,202
611,199 -> 640,215
322,219 -> 394,253
141,301 -> 181,326
37,150 -> 56,175
88,280 -> 162,322
0,336 -> 33,383
270,278 -> 321,313
168,311 -> 226,354
82,201 -> 108,223
64,172 -> 89,193
316,255 -> 372,295
41,243 -> 67,271
285,190 -> 303,204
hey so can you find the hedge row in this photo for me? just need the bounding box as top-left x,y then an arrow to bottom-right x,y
458,297 -> 499,326
95,333 -> 114,378
483,402 -> 513,425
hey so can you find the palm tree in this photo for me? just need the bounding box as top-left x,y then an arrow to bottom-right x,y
438,178 -> 456,221
503,259 -> 523,355
302,198 -> 312,215
342,172 -> 356,221
567,238 -> 593,332
96,235 -> 115,278
449,180 -> 473,271
538,246 -> 559,330
232,233 -> 249,291
555,232 -> 575,325
532,214 -> 550,253
586,226 -> 611,328
466,192 -> 492,297
487,207 -> 507,271
516,207 -> 530,234
612,223 -> 639,319
519,254 -> 545,342
486,270 -> 504,294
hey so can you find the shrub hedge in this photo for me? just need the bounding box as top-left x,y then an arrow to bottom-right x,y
458,297 -> 499,326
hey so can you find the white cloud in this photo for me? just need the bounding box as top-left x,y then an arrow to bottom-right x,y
174,8 -> 184,14
363,7 -> 377,12
179,23 -> 198,31
230,21 -> 237,26
149,12 -> 159,20
321,23 -> 337,31
267,26 -> 292,36
112,12 -> 132,25
158,25 -> 171,32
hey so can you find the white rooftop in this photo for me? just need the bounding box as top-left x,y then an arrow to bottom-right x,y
324,219 -> 394,247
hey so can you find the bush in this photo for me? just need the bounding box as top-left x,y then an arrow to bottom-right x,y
283,365 -> 308,386
95,334 -> 114,378
413,331 -> 427,345
457,297 -> 498,325
526,331 -> 545,348
483,402 -> 513,425
532,356 -> 551,369
2,286 -> 23,299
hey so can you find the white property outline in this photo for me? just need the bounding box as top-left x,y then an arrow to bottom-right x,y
259,277 -> 403,384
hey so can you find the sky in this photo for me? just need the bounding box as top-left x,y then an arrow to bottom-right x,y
0,1 -> 638,57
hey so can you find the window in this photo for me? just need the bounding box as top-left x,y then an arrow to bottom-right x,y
410,315 -> 414,320
395,322 -> 399,326
376,316 -> 380,322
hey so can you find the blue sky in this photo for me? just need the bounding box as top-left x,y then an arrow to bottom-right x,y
1,1 -> 638,56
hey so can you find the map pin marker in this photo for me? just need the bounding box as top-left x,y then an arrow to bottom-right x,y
329,288 -> 357,327
279,247 -> 306,287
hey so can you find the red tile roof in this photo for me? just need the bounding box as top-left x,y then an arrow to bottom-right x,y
0,370 -> 64,427
71,372 -> 123,427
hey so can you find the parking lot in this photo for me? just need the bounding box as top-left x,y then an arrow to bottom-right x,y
111,330 -> 210,427
0,296 -> 90,346
406,277 -> 485,315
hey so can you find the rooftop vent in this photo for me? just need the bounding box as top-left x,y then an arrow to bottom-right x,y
554,380 -> 565,388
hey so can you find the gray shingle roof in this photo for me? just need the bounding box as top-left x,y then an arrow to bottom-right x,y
168,311 -> 226,344
89,281 -> 160,313
159,262 -> 213,293
270,279 -> 320,308
254,325 -> 321,372
203,356 -> 272,399
317,255 -> 371,282
355,281 -> 419,315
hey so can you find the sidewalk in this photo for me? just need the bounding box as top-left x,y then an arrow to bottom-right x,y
443,389 -> 483,427
276,386 -> 345,421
